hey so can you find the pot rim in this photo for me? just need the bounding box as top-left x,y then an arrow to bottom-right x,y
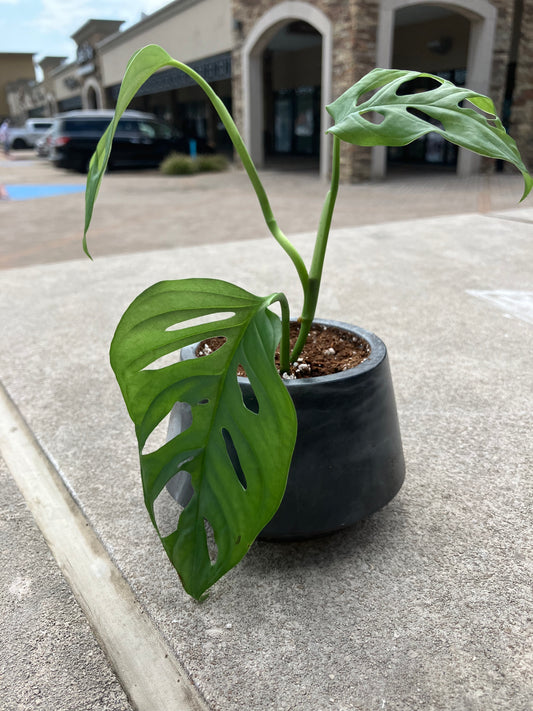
181,318 -> 387,387
267,319 -> 386,388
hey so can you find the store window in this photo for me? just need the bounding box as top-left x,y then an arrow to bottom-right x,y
273,86 -> 320,156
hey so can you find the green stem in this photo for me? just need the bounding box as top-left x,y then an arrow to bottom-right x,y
268,292 -> 291,375
290,135 -> 341,361
171,59 -> 310,297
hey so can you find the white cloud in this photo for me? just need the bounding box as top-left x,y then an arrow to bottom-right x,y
35,0 -> 96,35
34,0 -> 170,37
1,0 -> 174,59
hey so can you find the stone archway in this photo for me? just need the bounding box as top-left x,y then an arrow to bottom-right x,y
373,0 -> 497,178
241,1 -> 333,179
87,86 -> 98,110
82,78 -> 103,110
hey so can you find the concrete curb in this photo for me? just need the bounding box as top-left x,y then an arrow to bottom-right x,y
0,383 -> 210,711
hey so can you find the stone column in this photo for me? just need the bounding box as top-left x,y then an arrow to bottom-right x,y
509,0 -> 533,171
232,0 -> 372,182
338,0 -> 380,182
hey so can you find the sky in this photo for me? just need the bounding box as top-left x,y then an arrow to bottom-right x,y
0,0 -> 170,68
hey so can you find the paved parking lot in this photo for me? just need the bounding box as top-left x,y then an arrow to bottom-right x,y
1,150 -> 530,269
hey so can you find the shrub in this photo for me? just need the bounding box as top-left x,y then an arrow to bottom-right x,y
196,153 -> 229,172
160,152 -> 197,175
160,151 -> 229,175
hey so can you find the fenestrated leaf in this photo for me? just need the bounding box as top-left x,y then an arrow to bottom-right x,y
327,68 -> 532,200
110,278 -> 297,599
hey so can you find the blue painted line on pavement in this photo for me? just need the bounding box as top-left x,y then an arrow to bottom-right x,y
3,184 -> 85,200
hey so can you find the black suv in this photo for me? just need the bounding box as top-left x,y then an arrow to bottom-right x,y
49,109 -> 202,172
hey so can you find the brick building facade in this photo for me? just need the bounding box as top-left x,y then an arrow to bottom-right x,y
230,0 -> 532,180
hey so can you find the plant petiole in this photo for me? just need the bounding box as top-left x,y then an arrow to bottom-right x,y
169,58 -> 310,299
290,135 -> 341,362
269,292 -> 291,375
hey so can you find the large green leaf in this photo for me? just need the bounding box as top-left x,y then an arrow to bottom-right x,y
327,68 -> 532,200
110,278 -> 297,599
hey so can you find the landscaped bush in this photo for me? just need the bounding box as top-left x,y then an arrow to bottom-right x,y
196,153 -> 229,172
160,152 -> 229,175
160,152 -> 197,175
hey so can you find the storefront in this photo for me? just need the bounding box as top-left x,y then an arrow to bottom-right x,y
4,0 -> 533,179
231,0 -> 530,180
107,52 -> 233,154
97,0 -> 234,154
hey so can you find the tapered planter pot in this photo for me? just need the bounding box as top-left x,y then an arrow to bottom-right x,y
167,320 -> 405,541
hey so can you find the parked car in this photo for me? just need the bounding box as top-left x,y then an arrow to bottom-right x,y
8,118 -> 56,150
49,109 -> 211,172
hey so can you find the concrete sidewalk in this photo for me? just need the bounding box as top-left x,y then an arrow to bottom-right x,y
0,191 -> 532,709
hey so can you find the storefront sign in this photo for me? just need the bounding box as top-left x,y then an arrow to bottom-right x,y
110,52 -> 231,100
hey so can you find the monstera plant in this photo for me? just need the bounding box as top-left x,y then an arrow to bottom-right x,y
83,45 -> 531,599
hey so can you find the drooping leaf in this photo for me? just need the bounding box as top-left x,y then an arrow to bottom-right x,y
110,278 -> 297,599
84,45 -> 178,251
83,44 -> 310,291
327,68 -> 532,200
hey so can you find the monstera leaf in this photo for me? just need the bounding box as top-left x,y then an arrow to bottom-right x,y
110,278 -> 297,599
327,68 -> 532,200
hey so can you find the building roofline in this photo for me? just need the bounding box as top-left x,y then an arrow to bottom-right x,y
50,60 -> 78,78
71,18 -> 125,45
0,52 -> 36,58
96,0 -> 203,52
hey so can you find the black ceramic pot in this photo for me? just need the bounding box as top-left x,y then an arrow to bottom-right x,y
167,319 -> 405,541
